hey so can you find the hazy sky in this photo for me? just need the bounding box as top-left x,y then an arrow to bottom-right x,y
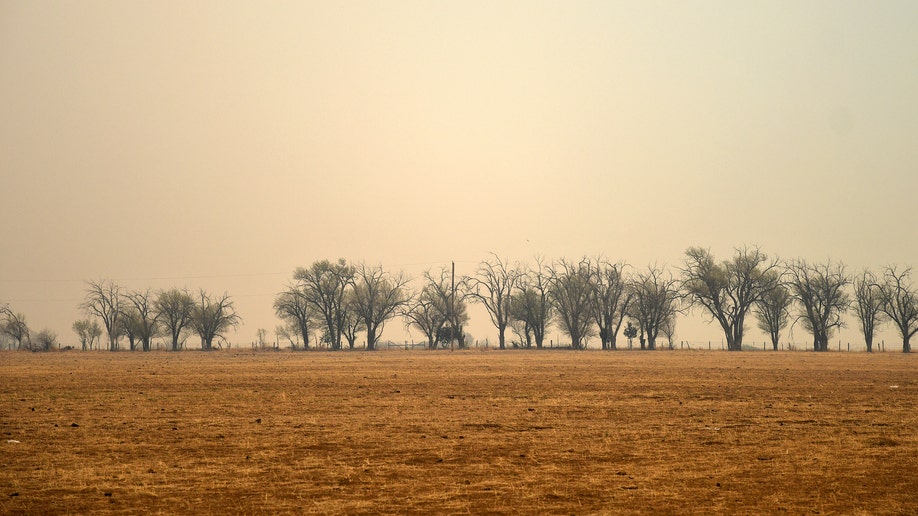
2,1 -> 917,349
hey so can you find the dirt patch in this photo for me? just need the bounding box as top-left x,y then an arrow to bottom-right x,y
1,350 -> 916,514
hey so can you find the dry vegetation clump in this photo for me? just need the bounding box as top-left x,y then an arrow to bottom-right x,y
1,350 -> 916,514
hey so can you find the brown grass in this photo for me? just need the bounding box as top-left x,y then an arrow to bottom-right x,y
1,349 -> 916,514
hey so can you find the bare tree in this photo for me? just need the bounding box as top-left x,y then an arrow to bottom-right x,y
853,269 -> 885,352
2,310 -> 31,350
468,254 -> 521,350
876,265 -> 918,353
402,282 -> 449,349
119,307 -> 140,351
351,264 -> 410,351
548,258 -> 595,350
660,315 -> 677,350
628,265 -> 682,350
155,288 -> 196,351
255,328 -> 270,349
32,329 -> 58,352
755,277 -> 792,351
124,289 -> 159,352
191,290 -> 241,350
273,284 -> 314,349
294,259 -> 354,351
72,319 -> 102,351
785,260 -> 850,352
510,258 -> 553,348
276,324 -> 298,349
80,280 -> 122,351
681,246 -> 781,351
589,258 -> 632,350
339,291 -> 364,350
424,266 -> 470,349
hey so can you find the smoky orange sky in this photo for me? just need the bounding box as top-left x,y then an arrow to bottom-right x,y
2,1 -> 917,349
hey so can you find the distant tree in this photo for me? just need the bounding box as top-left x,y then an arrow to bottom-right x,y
191,290 -> 241,350
124,289 -> 159,352
681,246 -> 781,351
623,321 -> 638,349
155,288 -> 196,351
339,292 -> 364,349
31,329 -> 58,352
255,328 -> 270,349
468,254 -> 522,350
509,257 -> 553,349
628,265 -> 682,350
660,315 -> 677,350
876,265 -> 918,353
119,306 -> 140,351
351,264 -> 411,351
273,284 -> 314,349
80,280 -> 122,351
294,259 -> 355,351
853,269 -> 885,352
276,324 -> 298,349
589,258 -> 632,350
548,258 -> 595,349
2,310 -> 31,350
786,260 -> 850,352
755,277 -> 792,351
402,282 -> 449,349
72,318 -> 102,351
424,266 -> 470,349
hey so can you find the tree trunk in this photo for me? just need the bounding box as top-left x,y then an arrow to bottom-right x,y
903,335 -> 911,353
865,335 -> 873,353
498,327 -> 506,350
367,330 -> 377,351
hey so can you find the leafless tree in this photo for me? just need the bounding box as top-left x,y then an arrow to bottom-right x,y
876,265 -> 918,353
191,290 -> 241,350
785,260 -> 850,352
80,280 -> 122,351
681,246 -> 782,351
755,277 -> 792,351
273,284 -> 314,349
339,292 -> 364,349
276,324 -> 299,349
509,257 -> 553,349
350,264 -> 410,351
72,318 -> 102,351
628,265 -> 682,350
548,258 -> 595,349
155,288 -> 196,351
32,329 -> 58,352
255,328 -> 270,349
589,258 -> 632,350
423,266 -> 470,349
402,282 -> 449,349
468,254 -> 522,350
2,310 -> 31,350
294,259 -> 355,351
124,289 -> 159,352
853,269 -> 885,352
119,307 -> 141,351
660,315 -> 677,350
0,311 -> 32,349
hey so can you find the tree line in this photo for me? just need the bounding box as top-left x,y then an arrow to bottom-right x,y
2,247 -> 917,353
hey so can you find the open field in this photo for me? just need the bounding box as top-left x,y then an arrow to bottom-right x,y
1,350 -> 916,514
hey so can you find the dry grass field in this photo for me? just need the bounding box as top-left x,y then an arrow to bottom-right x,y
1,349 -> 916,515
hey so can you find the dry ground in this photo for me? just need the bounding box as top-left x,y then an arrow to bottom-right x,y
1,349 -> 916,514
